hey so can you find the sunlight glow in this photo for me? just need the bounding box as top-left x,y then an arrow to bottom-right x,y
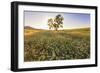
24,11 -> 90,29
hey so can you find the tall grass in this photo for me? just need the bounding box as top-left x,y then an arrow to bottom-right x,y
24,28 -> 90,61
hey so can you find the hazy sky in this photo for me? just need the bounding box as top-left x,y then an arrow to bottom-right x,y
24,11 -> 90,29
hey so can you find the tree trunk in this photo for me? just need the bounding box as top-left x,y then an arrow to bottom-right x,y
55,28 -> 58,31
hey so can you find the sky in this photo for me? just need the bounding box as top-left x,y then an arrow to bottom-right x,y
24,11 -> 90,30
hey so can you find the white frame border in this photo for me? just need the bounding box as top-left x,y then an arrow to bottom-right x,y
18,5 -> 96,68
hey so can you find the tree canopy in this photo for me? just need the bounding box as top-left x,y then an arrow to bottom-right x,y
48,14 -> 64,31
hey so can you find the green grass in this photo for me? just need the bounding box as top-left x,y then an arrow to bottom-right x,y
24,28 -> 90,62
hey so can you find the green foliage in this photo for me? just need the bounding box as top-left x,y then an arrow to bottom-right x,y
48,18 -> 53,29
47,14 -> 64,31
24,28 -> 90,62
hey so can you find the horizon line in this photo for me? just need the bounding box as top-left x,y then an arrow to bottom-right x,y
24,26 -> 90,30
